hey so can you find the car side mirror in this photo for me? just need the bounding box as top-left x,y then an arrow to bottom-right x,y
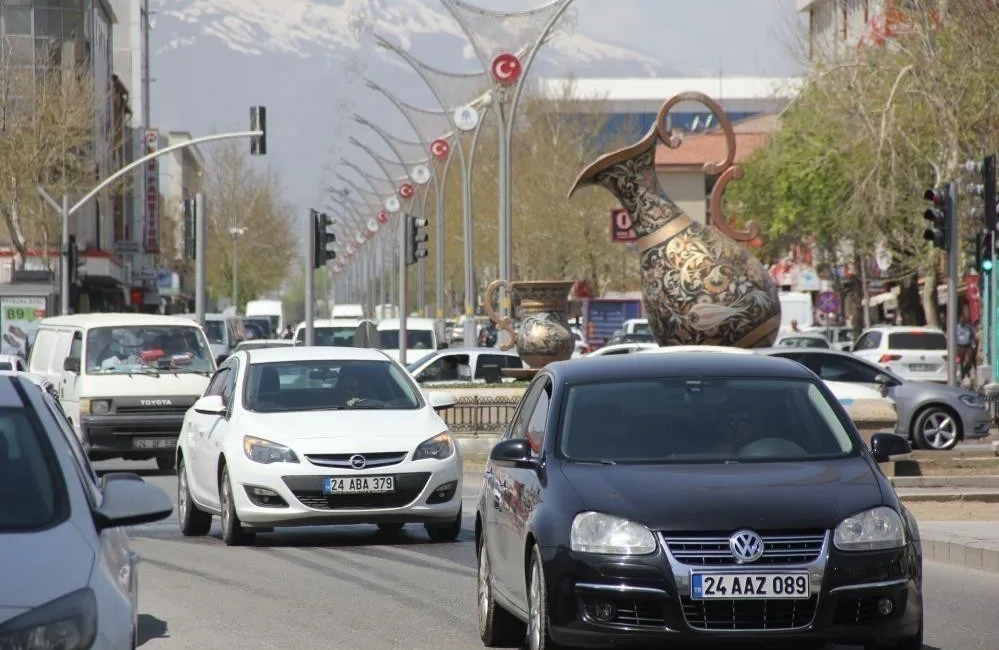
428,392 -> 456,412
489,438 -> 536,468
193,394 -> 227,416
874,373 -> 898,396
94,477 -> 172,531
869,432 -> 911,463
63,357 -> 80,374
99,471 -> 144,491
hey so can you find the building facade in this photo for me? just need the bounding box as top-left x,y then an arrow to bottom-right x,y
798,0 -> 929,60
156,132 -> 205,312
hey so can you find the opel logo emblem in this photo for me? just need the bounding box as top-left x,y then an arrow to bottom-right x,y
729,529 -> 765,563
349,454 -> 366,469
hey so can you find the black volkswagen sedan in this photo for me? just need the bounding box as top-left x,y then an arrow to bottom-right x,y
475,352 -> 922,650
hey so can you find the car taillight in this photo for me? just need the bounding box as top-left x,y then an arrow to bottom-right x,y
878,354 -> 902,363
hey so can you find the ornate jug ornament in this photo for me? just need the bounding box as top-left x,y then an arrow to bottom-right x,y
483,280 -> 575,371
568,92 -> 780,348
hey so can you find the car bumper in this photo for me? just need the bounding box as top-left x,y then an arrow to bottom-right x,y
956,405 -> 992,440
227,454 -> 463,527
541,532 -> 922,648
80,414 -> 183,455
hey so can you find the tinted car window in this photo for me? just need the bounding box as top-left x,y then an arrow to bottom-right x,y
203,320 -> 226,345
243,360 -> 421,412
559,378 -> 854,463
0,363 -> 11,371
377,329 -> 434,350
0,408 -> 64,530
888,332 -> 946,350
295,327 -> 356,347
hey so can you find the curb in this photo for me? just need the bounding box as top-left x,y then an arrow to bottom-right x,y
891,476 -> 999,489
898,491 -> 999,503
921,538 -> 999,574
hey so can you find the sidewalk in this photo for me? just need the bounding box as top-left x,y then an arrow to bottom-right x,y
918,522 -> 999,574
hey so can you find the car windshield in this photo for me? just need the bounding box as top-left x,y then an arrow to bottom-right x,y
243,359 -> 422,412
777,336 -> 829,348
631,322 -> 651,335
85,325 -> 213,374
295,327 -> 356,347
406,351 -> 438,372
888,332 -> 946,350
560,377 -> 855,464
378,329 -> 434,350
203,320 -> 226,345
0,408 -> 63,531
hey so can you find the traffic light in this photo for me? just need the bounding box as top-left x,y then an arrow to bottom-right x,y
183,198 -> 196,260
66,235 -> 84,285
923,187 -> 951,250
406,215 -> 429,266
985,154 -> 997,232
311,210 -> 336,269
250,106 -> 267,156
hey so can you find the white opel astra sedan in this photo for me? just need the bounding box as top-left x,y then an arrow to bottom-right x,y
175,346 -> 463,546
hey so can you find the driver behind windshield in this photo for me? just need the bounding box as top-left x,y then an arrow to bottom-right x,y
86,329 -> 123,370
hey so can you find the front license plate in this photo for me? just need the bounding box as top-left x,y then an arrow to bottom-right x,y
323,476 -> 395,495
132,437 -> 175,449
909,363 -> 937,372
691,573 -> 810,600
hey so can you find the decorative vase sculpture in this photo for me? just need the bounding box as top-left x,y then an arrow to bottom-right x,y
568,92 -> 780,348
483,280 -> 575,375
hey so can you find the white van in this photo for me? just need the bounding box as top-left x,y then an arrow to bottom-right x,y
376,318 -> 446,364
331,303 -> 365,319
245,299 -> 284,334
28,313 -> 216,472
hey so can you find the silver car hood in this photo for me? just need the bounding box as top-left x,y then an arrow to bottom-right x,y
0,522 -> 94,621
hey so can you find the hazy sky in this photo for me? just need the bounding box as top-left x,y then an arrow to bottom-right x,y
489,0 -> 807,77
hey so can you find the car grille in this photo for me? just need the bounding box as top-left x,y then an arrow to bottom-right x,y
116,405 -> 190,417
305,451 -> 408,469
833,594 -> 905,626
284,472 -> 430,510
662,531 -> 826,566
680,595 -> 818,631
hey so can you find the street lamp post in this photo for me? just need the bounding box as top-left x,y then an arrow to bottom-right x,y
229,227 -> 246,312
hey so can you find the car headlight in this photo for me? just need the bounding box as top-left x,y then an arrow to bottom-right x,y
0,587 -> 97,650
570,512 -> 657,555
834,506 -> 905,551
413,432 -> 454,461
243,436 -> 299,464
958,394 -> 986,409
80,399 -> 110,415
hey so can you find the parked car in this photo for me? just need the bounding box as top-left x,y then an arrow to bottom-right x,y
475,352 -> 922,650
852,326 -> 948,383
758,348 -> 990,450
175,346 -> 462,545
0,373 -> 172,648
406,349 -> 525,384
583,342 -> 658,357
773,332 -> 831,349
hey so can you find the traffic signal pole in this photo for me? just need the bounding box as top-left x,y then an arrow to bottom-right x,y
305,210 -> 316,347
946,181 -> 959,386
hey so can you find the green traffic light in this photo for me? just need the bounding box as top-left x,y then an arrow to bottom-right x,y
984,259 -> 994,272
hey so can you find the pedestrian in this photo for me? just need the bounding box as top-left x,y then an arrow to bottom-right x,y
790,319 -> 800,332
281,325 -> 294,340
955,315 -> 976,384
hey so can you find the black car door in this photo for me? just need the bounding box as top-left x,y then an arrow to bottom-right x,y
484,378 -> 546,599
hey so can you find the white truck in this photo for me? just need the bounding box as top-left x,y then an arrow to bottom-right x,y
246,299 -> 285,335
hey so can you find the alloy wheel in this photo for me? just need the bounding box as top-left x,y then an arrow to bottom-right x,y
528,560 -> 542,650
221,474 -> 233,537
477,550 -> 490,635
177,469 -> 188,524
920,410 -> 957,449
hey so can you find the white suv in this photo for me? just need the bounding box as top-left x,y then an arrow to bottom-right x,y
852,326 -> 948,383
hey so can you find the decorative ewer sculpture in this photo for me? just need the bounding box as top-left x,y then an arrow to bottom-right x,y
483,280 -> 575,378
568,92 -> 780,348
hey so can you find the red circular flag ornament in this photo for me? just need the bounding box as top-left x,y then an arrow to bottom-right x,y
399,183 -> 414,199
430,138 -> 450,160
377,210 -> 388,224
491,53 -> 522,85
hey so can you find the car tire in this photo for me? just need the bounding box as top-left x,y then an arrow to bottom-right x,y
219,465 -> 255,547
156,453 -> 177,473
477,539 -> 525,647
526,545 -> 565,650
376,523 -> 405,534
911,406 -> 960,450
425,506 -> 462,542
178,458 -> 212,537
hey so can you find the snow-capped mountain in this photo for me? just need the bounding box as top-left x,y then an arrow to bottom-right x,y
149,0 -> 679,221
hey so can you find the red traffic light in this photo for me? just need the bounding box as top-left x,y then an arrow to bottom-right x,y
924,188 -> 945,205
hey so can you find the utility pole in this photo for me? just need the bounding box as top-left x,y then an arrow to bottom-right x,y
305,210 -> 316,347
947,181 -> 959,386
194,193 -> 207,327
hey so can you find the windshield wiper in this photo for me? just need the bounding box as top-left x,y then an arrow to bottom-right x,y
345,404 -> 386,410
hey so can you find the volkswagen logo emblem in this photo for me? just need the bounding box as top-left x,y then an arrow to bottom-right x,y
349,454 -> 366,469
729,529 -> 765,564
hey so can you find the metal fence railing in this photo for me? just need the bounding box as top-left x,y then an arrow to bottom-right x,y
440,396 -> 520,436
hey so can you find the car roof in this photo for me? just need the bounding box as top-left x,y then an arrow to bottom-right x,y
294,319 -> 365,329
862,325 -> 943,333
40,313 -> 200,328
242,346 -> 390,364
546,350 -> 813,383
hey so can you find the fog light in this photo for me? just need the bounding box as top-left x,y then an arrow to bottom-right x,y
244,486 -> 288,507
877,597 -> 894,616
592,600 -> 616,622
427,480 -> 458,504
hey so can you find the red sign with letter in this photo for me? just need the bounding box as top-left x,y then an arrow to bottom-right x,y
610,209 -> 636,242
144,129 -> 160,254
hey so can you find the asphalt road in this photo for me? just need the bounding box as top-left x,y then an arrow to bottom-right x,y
96,460 -> 998,650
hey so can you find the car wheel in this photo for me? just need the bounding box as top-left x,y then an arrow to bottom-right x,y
477,538 -> 525,646
376,523 -> 405,534
156,453 -> 177,474
527,545 -> 564,650
912,406 -> 960,450
425,506 -> 462,542
178,458 -> 212,537
219,465 -> 255,546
